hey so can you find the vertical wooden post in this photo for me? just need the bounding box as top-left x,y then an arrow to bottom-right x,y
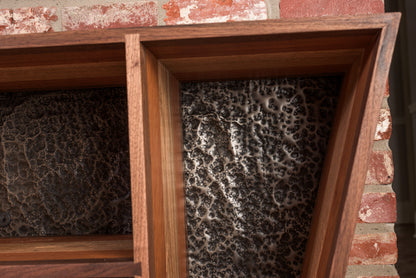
158,63 -> 187,278
125,34 -> 155,278
126,33 -> 169,278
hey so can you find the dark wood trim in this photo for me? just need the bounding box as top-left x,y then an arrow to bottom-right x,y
125,33 -> 155,278
0,235 -> 133,262
0,13 -> 398,49
0,261 -> 140,278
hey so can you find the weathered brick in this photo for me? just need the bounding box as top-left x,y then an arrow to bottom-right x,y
349,233 -> 397,265
280,0 -> 384,18
358,193 -> 396,223
0,9 -> 12,32
374,109 -> 392,141
384,81 -> 390,97
0,7 -> 57,35
365,151 -> 394,185
163,0 -> 267,25
62,2 -> 157,31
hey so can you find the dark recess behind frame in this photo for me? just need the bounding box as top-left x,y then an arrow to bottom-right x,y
181,76 -> 342,277
0,87 -> 132,238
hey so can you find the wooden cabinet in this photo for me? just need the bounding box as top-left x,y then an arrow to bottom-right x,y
0,13 -> 399,278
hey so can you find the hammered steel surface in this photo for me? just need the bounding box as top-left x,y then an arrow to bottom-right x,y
0,88 -> 132,237
181,77 -> 341,277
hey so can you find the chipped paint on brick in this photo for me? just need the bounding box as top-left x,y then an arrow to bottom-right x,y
163,0 -> 267,25
358,192 -> 396,223
62,2 -> 157,31
280,0 -> 384,18
365,151 -> 394,185
0,9 -> 13,33
349,232 -> 397,265
375,109 -> 392,141
0,7 -> 57,35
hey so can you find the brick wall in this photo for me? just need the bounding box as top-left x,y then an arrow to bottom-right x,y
0,0 -> 397,277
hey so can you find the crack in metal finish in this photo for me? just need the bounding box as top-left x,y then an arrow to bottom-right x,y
0,88 -> 132,237
181,77 -> 341,277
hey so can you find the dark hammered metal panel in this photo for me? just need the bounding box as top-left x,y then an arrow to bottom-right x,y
181,77 -> 342,277
0,88 -> 132,237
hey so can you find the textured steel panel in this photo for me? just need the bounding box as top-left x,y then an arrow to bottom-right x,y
181,77 -> 341,277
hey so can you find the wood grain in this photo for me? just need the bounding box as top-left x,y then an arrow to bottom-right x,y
326,13 -> 401,277
125,33 -> 153,278
0,77 -> 126,92
158,62 -> 179,278
0,13 -> 399,50
170,71 -> 188,278
302,14 -> 400,278
142,30 -> 377,59
0,14 -> 398,92
0,261 -> 140,278
136,13 -> 399,278
0,44 -> 125,67
0,44 -> 125,92
160,49 -> 362,81
143,45 -> 167,278
0,235 -> 132,262
0,62 -> 125,83
158,63 -> 187,277
302,55 -> 365,278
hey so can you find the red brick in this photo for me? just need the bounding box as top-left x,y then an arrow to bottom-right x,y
280,0 -> 384,18
365,151 -> 394,185
62,2 -> 157,31
374,109 -> 392,141
385,81 -> 390,97
349,232 -> 397,265
163,0 -> 267,25
0,7 -> 57,35
358,192 -> 396,223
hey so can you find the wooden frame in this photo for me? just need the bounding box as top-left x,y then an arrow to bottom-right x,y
0,13 -> 399,277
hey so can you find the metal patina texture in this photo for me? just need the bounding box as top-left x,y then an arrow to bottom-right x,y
0,88 -> 131,237
181,77 -> 341,277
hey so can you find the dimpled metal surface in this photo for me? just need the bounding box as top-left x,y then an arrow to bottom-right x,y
0,88 -> 131,237
181,77 -> 341,277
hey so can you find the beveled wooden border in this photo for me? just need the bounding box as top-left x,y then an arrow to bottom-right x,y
124,14 -> 400,278
0,14 -> 399,277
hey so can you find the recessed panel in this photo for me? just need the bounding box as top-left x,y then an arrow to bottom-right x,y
0,88 -> 132,237
181,77 -> 341,277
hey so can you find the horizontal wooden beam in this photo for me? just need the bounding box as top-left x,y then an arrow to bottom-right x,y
0,261 -> 140,278
0,235 -> 133,262
0,13 -> 398,50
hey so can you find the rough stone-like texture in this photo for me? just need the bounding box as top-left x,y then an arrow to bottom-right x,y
62,2 -> 157,31
0,88 -> 131,237
358,193 -> 396,223
280,0 -> 384,18
365,151 -> 394,185
349,233 -> 397,265
0,7 -> 57,35
163,0 -> 267,25
374,109 -> 392,141
181,77 -> 341,277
